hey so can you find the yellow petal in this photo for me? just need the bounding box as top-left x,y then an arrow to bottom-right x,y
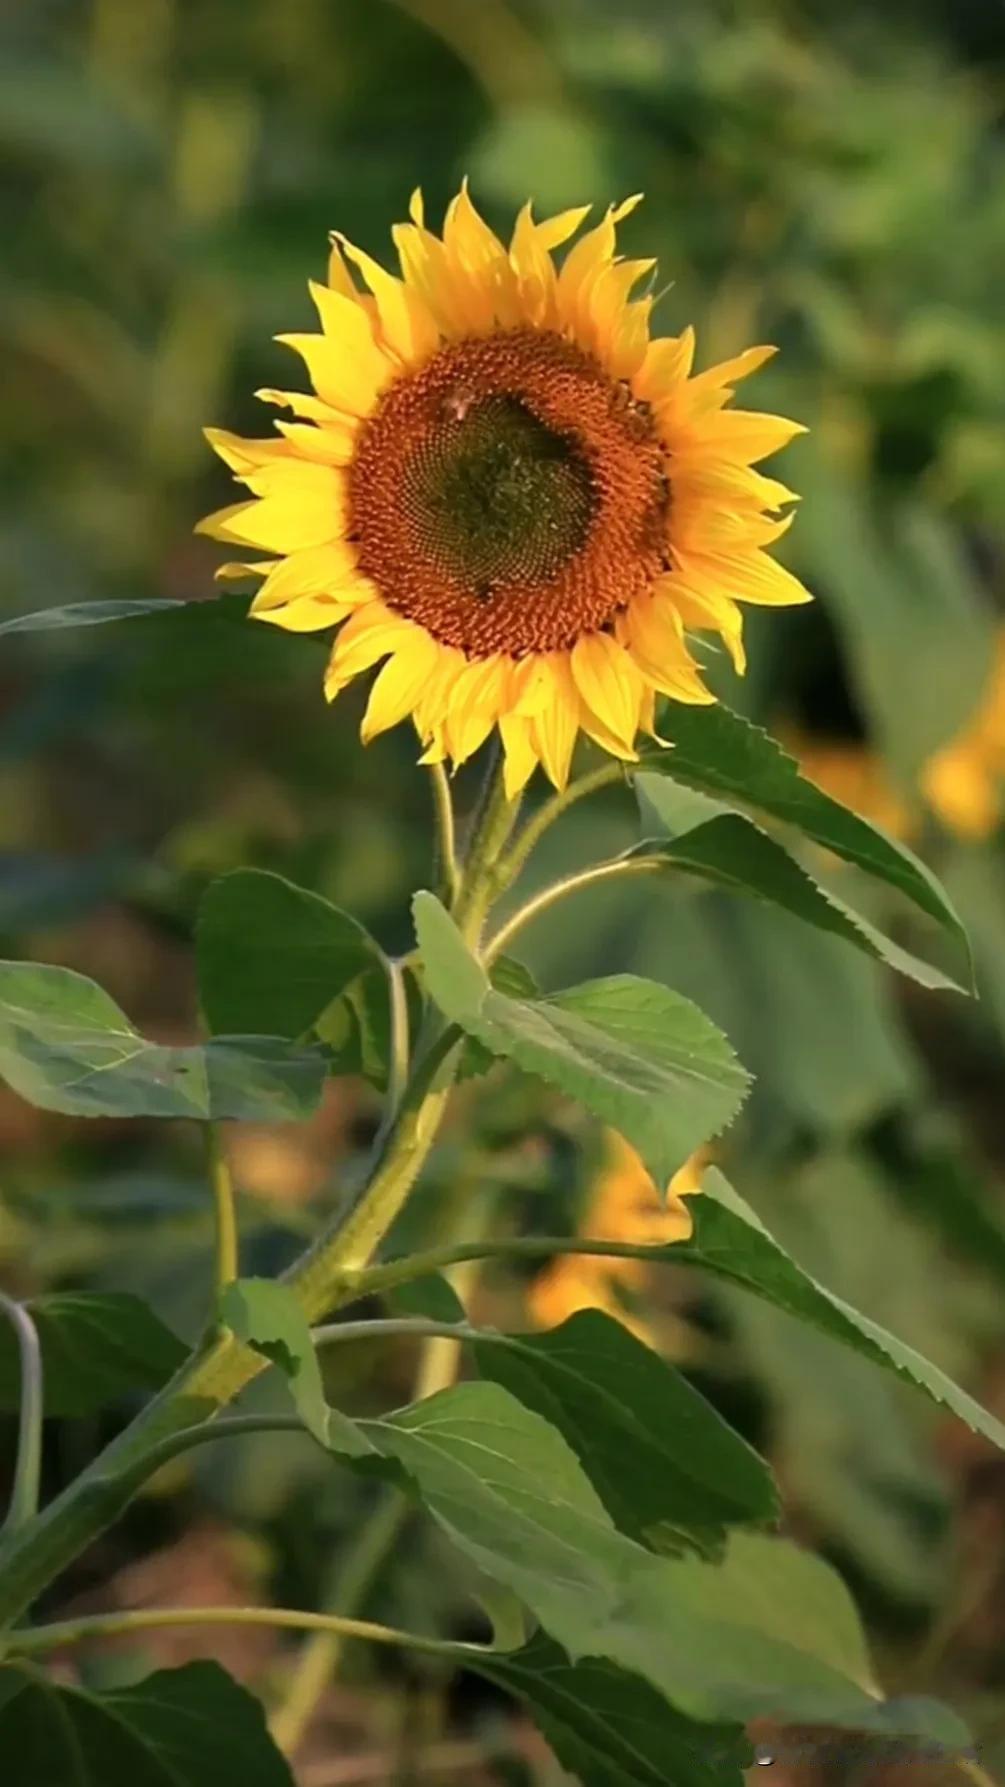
326,234 -> 363,302
530,656 -> 580,790
684,344 -> 777,404
571,632 -> 644,753
324,602 -> 415,698
442,654 -> 508,766
621,592 -> 715,703
279,305 -> 393,417
203,427 -> 292,472
336,235 -> 441,365
256,386 -> 352,426
634,327 -> 696,402
674,545 -> 812,608
275,420 -> 356,466
679,408 -> 808,464
415,660 -> 466,754
534,204 -> 591,251
196,479 -> 344,553
237,457 -> 343,501
393,221 -> 475,338
254,593 -> 357,633
249,541 -> 365,611
213,559 -> 277,582
508,201 -> 557,327
360,631 -> 442,742
499,709 -> 540,798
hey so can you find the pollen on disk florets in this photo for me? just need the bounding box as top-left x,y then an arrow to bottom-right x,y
347,328 -> 671,657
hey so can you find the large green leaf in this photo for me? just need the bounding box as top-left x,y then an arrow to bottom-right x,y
362,1382 -> 962,1739
640,703 -> 968,969
0,1293 -> 187,1416
0,961 -> 326,1120
0,1661 -> 294,1785
476,1633 -> 750,1787
633,774 -> 961,992
0,600 -> 192,636
197,869 -> 384,1041
218,1282 -> 963,1739
612,1172 -> 1005,1453
474,1309 -> 778,1552
413,892 -> 750,1184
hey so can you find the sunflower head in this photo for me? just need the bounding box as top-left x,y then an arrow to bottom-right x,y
199,185 -> 809,795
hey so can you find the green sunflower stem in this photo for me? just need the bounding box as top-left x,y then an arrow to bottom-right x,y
484,853 -> 662,964
450,743 -> 523,942
428,761 -> 460,905
0,1295 -> 44,1539
496,760 -> 626,892
0,758 -> 519,1634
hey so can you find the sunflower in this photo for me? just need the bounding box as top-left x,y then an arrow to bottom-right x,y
199,186 -> 809,795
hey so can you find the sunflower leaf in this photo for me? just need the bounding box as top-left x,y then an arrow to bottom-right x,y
621,1171 -> 1005,1453
0,1292 -> 187,1417
472,1309 -> 779,1551
197,868 -> 384,1038
0,599 -> 193,635
413,891 -> 750,1183
631,772 -> 963,992
473,1634 -> 751,1787
351,1381 -> 965,1741
638,705 -> 970,982
0,961 -> 326,1121
0,1661 -> 294,1786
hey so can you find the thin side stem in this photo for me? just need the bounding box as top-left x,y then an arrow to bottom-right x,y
428,763 -> 459,905
5,1603 -> 477,1665
312,1317 -> 475,1348
451,748 -> 522,942
354,1234 -> 690,1303
496,761 -> 625,893
204,1123 -> 239,1295
484,855 -> 661,964
0,1296 -> 43,1536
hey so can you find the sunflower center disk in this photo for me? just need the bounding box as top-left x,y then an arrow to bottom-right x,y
349,329 -> 670,658
404,396 -> 594,593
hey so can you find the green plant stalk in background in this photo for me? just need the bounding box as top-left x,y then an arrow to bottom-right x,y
0,762 -> 521,1631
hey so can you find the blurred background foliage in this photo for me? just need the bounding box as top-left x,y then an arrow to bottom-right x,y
4,0 -> 1005,1781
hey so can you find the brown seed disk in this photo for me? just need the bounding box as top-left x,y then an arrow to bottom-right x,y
348,328 -> 670,657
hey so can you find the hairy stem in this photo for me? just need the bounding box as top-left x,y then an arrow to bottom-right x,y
429,762 -> 460,905
495,761 -> 625,893
0,1297 -> 43,1537
354,1234 -> 688,1301
5,1603 -> 475,1664
484,854 -> 661,963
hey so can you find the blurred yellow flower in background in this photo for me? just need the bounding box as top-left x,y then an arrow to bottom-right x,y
529,1131 -> 704,1337
920,631 -> 1005,840
788,628 -> 1005,849
199,185 -> 809,795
